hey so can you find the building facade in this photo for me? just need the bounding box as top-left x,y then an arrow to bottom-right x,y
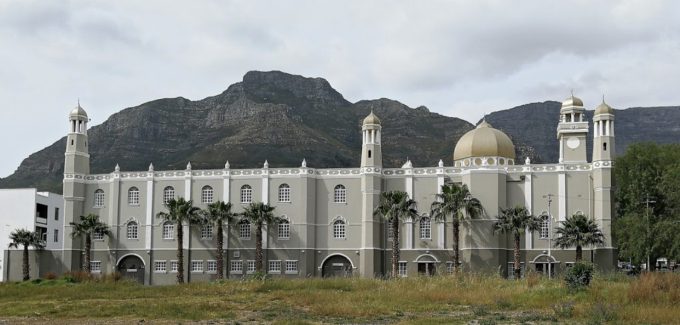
1,189 -> 64,281
42,95 -> 616,284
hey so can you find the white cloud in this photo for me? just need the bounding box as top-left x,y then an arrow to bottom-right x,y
0,0 -> 679,177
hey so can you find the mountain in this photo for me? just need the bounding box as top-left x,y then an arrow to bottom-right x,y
1,70 -> 679,194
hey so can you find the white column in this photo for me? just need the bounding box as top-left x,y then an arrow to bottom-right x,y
594,121 -> 599,137
377,130 -> 381,144
406,219 -> 414,249
405,175 -> 413,198
222,173 -> 230,203
558,172 -> 566,222
611,121 -> 615,136
559,139 -> 564,163
437,221 -> 444,249
183,175 -> 191,250
145,178 -> 154,251
524,173 -> 533,249
262,174 -> 269,204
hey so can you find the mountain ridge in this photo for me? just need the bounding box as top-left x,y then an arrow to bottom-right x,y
2,70 -> 680,194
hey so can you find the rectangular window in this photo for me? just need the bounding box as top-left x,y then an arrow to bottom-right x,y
93,229 -> 104,241
201,224 -> 213,240
90,261 -> 102,273
170,260 -> 179,273
230,260 -> 243,274
154,260 -> 167,273
507,262 -> 526,280
241,187 -> 252,203
334,186 -> 346,203
53,229 -> 59,243
446,262 -> 454,274
420,219 -> 431,239
163,223 -> 174,240
285,260 -> 298,274
398,262 -> 407,277
191,260 -> 203,273
207,260 -> 217,273
54,207 -> 59,221
202,187 -> 214,204
94,191 -> 105,208
127,223 -> 138,240
540,217 -> 549,239
278,185 -> 290,202
278,222 -> 290,239
239,222 -> 251,239
246,260 -> 256,274
268,260 -> 282,274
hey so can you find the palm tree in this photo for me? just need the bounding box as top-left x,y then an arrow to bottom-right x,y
8,229 -> 45,281
157,197 -> 201,283
241,202 -> 280,273
374,191 -> 419,278
493,206 -> 541,280
430,183 -> 483,272
70,214 -> 111,273
201,201 -> 237,280
554,213 -> 605,262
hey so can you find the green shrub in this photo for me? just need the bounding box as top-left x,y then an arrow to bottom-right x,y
564,262 -> 594,290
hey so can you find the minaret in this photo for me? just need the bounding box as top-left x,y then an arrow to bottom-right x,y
361,110 -> 382,167
592,98 -> 615,161
592,98 -> 616,270
557,93 -> 589,163
360,110 -> 383,277
62,103 -> 91,272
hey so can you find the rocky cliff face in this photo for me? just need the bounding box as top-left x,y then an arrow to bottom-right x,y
1,70 -> 679,194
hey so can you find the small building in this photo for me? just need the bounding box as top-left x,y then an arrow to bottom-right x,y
1,189 -> 64,281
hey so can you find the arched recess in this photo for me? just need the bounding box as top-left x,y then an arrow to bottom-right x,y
319,253 -> 356,277
116,253 -> 146,284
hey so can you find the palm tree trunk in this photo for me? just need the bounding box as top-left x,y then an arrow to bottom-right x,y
177,220 -> 184,284
514,233 -> 521,280
255,223 -> 263,273
575,245 -> 582,262
22,244 -> 30,281
392,218 -> 400,278
84,235 -> 92,273
452,220 -> 460,272
216,222 -> 224,280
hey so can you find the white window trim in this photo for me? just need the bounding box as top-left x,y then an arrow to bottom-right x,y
127,222 -> 139,240
154,260 -> 167,273
90,260 -> 102,273
246,260 -> 256,274
285,260 -> 298,274
191,260 -> 204,273
239,220 -> 251,240
268,260 -> 282,274
201,224 -> 213,240
162,223 -> 175,240
170,260 -> 179,273
278,184 -> 291,203
230,260 -> 244,274
206,260 -> 218,274
398,261 -> 407,277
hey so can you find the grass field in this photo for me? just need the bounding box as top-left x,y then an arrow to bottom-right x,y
0,272 -> 678,324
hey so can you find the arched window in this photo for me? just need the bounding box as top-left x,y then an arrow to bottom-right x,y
163,186 -> 175,205
334,185 -> 346,203
162,221 -> 175,240
278,184 -> 291,202
603,142 -> 607,151
201,186 -> 214,204
333,219 -> 346,239
240,185 -> 252,203
201,224 -> 213,239
540,215 -> 549,239
420,217 -> 431,239
239,219 -> 251,239
278,217 -> 290,239
94,189 -> 105,208
128,187 -> 140,206
127,221 -> 138,240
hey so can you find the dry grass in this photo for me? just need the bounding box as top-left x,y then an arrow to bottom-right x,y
0,272 -> 678,324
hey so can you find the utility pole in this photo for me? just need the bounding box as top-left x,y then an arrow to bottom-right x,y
642,195 -> 656,271
543,194 -> 555,279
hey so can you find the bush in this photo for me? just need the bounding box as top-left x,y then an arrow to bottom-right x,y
62,271 -> 93,283
564,262 -> 594,290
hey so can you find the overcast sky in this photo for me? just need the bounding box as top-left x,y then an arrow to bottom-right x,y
1,0 -> 679,177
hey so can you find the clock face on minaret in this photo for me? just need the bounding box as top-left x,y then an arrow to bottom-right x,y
566,137 -> 580,149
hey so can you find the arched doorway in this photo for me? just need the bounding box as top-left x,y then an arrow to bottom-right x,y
416,254 -> 438,276
321,254 -> 354,277
117,254 -> 145,284
531,254 -> 559,277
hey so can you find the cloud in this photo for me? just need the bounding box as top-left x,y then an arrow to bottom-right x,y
0,0 -> 679,177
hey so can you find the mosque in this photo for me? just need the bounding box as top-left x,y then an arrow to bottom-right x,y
5,95 -> 617,283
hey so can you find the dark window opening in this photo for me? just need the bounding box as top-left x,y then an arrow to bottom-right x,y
36,203 -> 48,219
71,140 -> 74,146
603,142 -> 607,151
55,207 -> 59,221
368,150 -> 372,158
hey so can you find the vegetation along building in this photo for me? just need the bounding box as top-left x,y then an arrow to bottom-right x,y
5,94 -> 617,284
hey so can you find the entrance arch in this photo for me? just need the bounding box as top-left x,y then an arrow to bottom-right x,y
117,254 -> 145,284
320,254 -> 354,277
530,254 -> 559,277
415,254 -> 438,276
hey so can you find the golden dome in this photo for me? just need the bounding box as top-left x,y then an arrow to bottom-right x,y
595,101 -> 614,115
453,120 -> 515,161
70,104 -> 88,118
561,95 -> 584,108
363,111 -> 381,125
